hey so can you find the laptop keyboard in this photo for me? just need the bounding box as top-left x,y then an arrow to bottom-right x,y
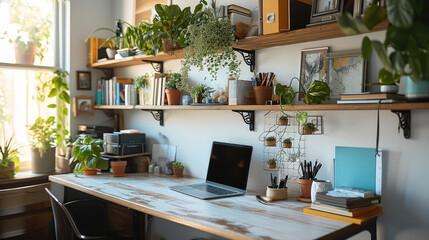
190,184 -> 236,195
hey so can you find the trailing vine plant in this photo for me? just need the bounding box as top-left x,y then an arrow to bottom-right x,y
181,0 -> 241,81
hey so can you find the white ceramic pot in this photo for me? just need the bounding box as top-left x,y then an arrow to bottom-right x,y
311,180 -> 333,203
106,48 -> 117,59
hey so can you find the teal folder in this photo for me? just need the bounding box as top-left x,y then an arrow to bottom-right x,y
334,146 -> 382,195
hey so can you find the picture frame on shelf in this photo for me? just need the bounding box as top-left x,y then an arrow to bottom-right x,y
73,96 -> 95,117
326,49 -> 367,100
353,0 -> 385,16
299,47 -> 329,101
77,71 -> 91,90
307,0 -> 352,27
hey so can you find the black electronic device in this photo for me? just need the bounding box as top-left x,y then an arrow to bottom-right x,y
78,125 -> 114,139
104,133 -> 146,156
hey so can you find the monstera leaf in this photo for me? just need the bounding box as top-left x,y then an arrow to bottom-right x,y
304,80 -> 331,105
275,83 -> 296,106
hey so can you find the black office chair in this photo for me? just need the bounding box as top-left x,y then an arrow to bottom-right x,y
45,188 -> 116,240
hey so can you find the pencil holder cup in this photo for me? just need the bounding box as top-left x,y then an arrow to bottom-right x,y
253,86 -> 273,105
266,186 -> 288,201
311,180 -> 333,203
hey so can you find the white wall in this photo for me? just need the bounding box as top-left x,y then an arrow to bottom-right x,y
69,1 -> 429,239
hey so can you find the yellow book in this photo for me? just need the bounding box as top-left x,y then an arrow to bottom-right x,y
303,206 -> 383,225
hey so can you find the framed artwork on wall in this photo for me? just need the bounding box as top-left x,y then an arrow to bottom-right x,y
299,47 -> 329,101
77,71 -> 91,90
73,96 -> 95,117
326,50 -> 367,100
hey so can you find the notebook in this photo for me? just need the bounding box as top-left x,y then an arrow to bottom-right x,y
170,141 -> 253,200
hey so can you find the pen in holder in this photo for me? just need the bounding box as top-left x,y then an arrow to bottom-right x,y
266,186 -> 288,201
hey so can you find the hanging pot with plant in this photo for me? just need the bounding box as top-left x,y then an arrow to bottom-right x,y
282,138 -> 292,148
266,159 -> 277,169
264,136 -> 276,146
278,115 -> 289,126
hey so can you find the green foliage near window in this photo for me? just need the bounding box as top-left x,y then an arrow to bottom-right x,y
70,135 -> 107,176
165,73 -> 183,90
28,117 -> 56,157
338,0 -> 429,83
134,73 -> 150,91
172,161 -> 184,169
191,84 -> 213,98
0,135 -> 20,178
181,0 -> 241,81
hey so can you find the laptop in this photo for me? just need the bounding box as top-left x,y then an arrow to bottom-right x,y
170,141 -> 253,200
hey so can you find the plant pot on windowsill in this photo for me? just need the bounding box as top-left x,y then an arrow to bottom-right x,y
111,161 -> 127,177
14,42 -> 36,65
31,147 -> 56,174
0,162 -> 15,179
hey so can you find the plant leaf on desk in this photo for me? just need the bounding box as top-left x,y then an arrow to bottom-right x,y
304,80 -> 330,105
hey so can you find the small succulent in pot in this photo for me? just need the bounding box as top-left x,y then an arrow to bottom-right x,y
302,123 -> 318,135
172,161 -> 184,177
278,115 -> 289,126
264,136 -> 276,146
282,138 -> 292,148
267,159 -> 277,169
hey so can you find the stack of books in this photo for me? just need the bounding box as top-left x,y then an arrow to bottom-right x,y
303,187 -> 383,225
227,4 -> 251,26
97,76 -> 133,106
337,92 -> 406,104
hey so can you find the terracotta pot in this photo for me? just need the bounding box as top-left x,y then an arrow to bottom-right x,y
173,168 -> 183,177
298,179 -> 313,199
31,147 -> 55,174
253,86 -> 273,105
302,128 -> 313,135
111,161 -> 127,177
267,163 -> 276,169
0,162 -> 15,179
14,42 -> 36,65
282,142 -> 292,148
278,118 -> 288,126
264,140 -> 276,146
166,89 -> 181,105
83,167 -> 98,176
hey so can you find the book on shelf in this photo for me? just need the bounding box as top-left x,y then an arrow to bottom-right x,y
310,203 -> 379,217
340,93 -> 406,100
227,4 -> 251,16
316,192 -> 381,209
228,12 -> 252,26
96,79 -> 102,105
303,206 -> 383,225
337,99 -> 405,104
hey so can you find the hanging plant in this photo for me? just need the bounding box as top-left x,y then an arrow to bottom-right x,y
181,0 -> 241,81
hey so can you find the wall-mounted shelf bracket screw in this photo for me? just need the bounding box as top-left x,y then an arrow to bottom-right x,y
141,60 -> 164,73
232,110 -> 255,131
141,110 -> 164,126
233,49 -> 255,72
391,110 -> 410,139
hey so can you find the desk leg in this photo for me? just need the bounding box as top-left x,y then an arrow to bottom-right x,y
318,218 -> 377,240
133,210 -> 146,240
368,219 -> 377,240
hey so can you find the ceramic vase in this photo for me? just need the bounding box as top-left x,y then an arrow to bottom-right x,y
311,180 -> 333,202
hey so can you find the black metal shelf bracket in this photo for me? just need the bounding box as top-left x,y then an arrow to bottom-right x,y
232,110 -> 255,131
141,60 -> 164,73
233,49 -> 255,72
391,110 -> 411,139
141,110 -> 164,126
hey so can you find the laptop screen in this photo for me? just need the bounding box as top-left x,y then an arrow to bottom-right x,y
206,141 -> 253,191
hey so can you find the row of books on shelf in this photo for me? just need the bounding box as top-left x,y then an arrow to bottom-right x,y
337,92 -> 406,104
96,73 -> 167,106
304,187 -> 383,225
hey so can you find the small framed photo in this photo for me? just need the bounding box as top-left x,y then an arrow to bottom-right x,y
299,47 -> 329,101
308,0 -> 351,26
73,96 -> 95,117
326,50 -> 367,100
77,71 -> 91,90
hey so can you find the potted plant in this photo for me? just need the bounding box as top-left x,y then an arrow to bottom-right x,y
275,77 -> 330,107
110,160 -> 127,177
302,123 -> 318,135
278,115 -> 288,126
191,84 -> 213,104
264,136 -> 276,146
165,73 -> 183,105
28,117 -> 56,173
338,0 -> 429,100
181,0 -> 241,81
0,136 -> 20,178
172,161 -> 184,177
133,21 -> 160,56
85,20 -> 122,59
134,73 -> 150,105
70,135 -> 108,176
282,138 -> 292,148
266,159 -> 277,169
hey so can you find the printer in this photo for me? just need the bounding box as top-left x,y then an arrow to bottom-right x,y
103,132 -> 146,156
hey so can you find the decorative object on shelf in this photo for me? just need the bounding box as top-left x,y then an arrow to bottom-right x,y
311,180 -> 333,202
70,135 -> 108,176
191,84 -> 213,104
181,95 -> 193,105
338,0 -> 429,101
134,73 -> 149,105
73,96 -> 95,117
28,117 -> 56,173
379,84 -> 399,94
302,122 -> 318,135
111,161 -> 127,177
278,115 -> 289,126
267,159 -> 277,169
298,160 -> 322,200
165,73 -> 183,105
117,48 -> 136,57
326,50 -> 367,100
172,161 -> 184,177
77,71 -> 91,90
264,136 -> 277,146
307,0 -> 353,27
181,0 -> 241,81
84,20 -> 121,60
124,85 -> 137,106
0,136 -> 20,178
276,77 -> 331,106
282,138 -> 292,148
299,47 -> 329,101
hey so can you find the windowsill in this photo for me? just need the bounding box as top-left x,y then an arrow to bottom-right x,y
0,171 -> 53,189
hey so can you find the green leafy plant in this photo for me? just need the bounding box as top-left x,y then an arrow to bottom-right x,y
0,135 -> 20,178
302,122 -> 318,132
84,25 -> 120,49
267,159 -> 276,165
165,73 -> 183,90
191,84 -> 213,98
283,138 -> 292,144
172,161 -> 184,169
275,77 -> 331,106
134,73 -> 150,91
133,21 -> 160,55
181,0 -> 241,80
28,117 -> 56,157
338,0 -> 429,83
265,136 -> 276,142
70,135 -> 107,176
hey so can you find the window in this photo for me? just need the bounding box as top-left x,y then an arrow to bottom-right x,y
0,0 -> 63,171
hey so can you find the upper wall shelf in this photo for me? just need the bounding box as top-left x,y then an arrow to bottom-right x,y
87,21 -> 388,69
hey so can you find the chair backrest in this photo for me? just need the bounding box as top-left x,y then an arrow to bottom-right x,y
45,188 -> 84,240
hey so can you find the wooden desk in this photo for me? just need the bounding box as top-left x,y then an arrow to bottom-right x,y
49,173 -> 376,240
